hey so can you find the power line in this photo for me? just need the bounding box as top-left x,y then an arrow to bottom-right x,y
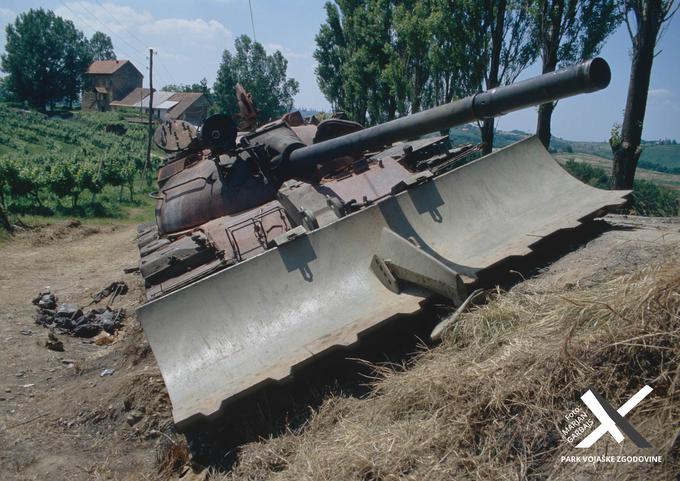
56,0 -> 177,87
87,0 -> 179,86
93,0 -> 147,47
72,0 -> 144,57
155,56 -> 180,88
57,1 -> 182,90
248,0 -> 257,41
57,0 -> 147,68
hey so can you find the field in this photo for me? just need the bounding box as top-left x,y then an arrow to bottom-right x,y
450,124 -> 680,171
554,152 -> 680,191
564,140 -> 680,171
0,104 -> 158,222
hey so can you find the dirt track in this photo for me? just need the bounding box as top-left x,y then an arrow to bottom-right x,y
1,216 -> 679,480
0,222 -> 172,481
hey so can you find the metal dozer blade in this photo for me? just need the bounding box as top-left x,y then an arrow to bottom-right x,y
137,58 -> 630,426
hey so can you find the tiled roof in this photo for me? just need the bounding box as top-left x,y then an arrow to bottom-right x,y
110,87 -> 152,107
86,60 -> 142,77
109,89 -> 206,118
168,92 -> 204,118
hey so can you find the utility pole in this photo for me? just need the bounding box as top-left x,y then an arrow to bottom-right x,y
144,47 -> 154,177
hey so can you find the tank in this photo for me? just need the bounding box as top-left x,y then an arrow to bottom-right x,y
135,58 -> 630,426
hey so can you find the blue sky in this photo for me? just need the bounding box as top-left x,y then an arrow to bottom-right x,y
0,0 -> 678,142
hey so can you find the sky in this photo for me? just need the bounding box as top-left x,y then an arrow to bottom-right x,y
0,0 -> 678,142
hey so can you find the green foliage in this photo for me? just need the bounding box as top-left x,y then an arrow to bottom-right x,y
89,31 -> 116,61
314,0 -> 537,125
563,159 -> 610,188
630,179 -> 679,217
529,0 -> 620,70
0,103 -> 154,218
214,35 -> 299,122
563,159 -> 679,216
530,1 -> 620,147
1,9 -> 92,110
0,76 -> 17,103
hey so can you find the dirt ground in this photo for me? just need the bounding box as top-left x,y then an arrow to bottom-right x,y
0,221 -> 172,481
0,215 -> 679,480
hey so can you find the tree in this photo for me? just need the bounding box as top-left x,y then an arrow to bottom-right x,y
0,204 -> 11,232
611,0 -> 678,189
479,0 -> 537,153
530,0 -> 620,148
313,0 -> 534,131
388,0 -> 436,115
1,9 -> 92,110
0,76 -> 17,102
214,35 -> 299,122
315,0 -> 397,124
89,31 -> 116,61
315,2 -> 348,115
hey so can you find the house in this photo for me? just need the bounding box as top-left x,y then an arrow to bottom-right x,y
110,88 -> 210,125
82,60 -> 143,112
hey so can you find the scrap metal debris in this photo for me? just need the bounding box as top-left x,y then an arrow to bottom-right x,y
88,281 -> 129,306
33,290 -> 56,310
45,331 -> 64,352
32,286 -> 127,338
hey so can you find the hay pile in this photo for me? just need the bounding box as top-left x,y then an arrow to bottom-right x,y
219,245 -> 680,480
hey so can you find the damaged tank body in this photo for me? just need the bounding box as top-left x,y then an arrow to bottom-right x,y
136,58 -> 630,426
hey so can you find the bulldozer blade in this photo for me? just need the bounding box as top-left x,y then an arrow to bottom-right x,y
138,136 -> 630,426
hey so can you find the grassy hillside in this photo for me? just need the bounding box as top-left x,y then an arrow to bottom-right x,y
554,152 -> 680,192
0,103 -> 157,222
450,124 -> 680,171
557,139 -> 680,172
219,244 -> 680,480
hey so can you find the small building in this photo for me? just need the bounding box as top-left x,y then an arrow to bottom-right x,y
82,60 -> 143,112
110,88 -> 210,125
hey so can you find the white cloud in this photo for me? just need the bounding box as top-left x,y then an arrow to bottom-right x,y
648,88 -> 673,98
264,43 -> 311,59
144,18 -> 231,40
51,2 -> 232,89
0,8 -> 16,19
55,2 -> 230,44
55,2 -> 152,35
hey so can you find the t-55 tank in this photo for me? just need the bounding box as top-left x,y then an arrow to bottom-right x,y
135,58 -> 630,426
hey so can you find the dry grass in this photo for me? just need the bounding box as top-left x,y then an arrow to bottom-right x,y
216,244 -> 680,481
156,433 -> 192,478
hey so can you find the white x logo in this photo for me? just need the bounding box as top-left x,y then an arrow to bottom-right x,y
576,385 -> 652,448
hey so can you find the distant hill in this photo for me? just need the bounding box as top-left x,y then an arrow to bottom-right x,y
449,124 -> 680,173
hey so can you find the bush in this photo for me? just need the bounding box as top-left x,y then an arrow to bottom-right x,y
563,159 -> 679,217
563,160 -> 609,189
630,179 -> 680,217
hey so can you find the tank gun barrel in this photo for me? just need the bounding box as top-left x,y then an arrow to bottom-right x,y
286,57 -> 610,171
